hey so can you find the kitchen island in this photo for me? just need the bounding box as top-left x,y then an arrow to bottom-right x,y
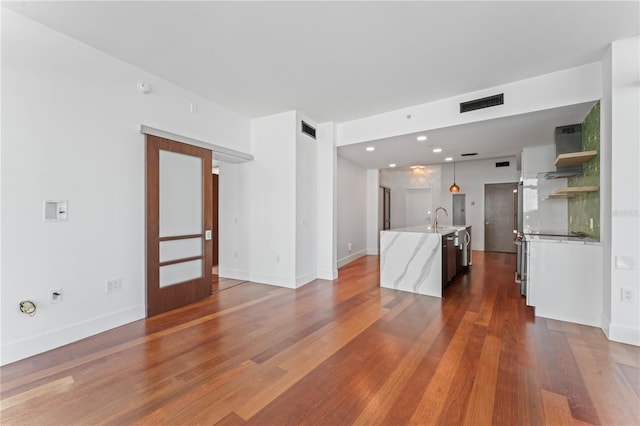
380,225 -> 469,298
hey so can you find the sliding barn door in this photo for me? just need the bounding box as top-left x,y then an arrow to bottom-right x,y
146,135 -> 212,316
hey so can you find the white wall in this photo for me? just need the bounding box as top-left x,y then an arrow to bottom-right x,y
602,36 -> 640,345
366,170 -> 380,255
295,113 -> 318,286
379,157 -> 519,250
316,122 -> 337,280
337,63 -> 601,147
1,10 -> 251,365
336,157 -> 367,267
218,162 -> 250,281
380,166 -> 442,230
244,112 -> 297,287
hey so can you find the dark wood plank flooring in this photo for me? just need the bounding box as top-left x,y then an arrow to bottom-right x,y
1,252 -> 639,425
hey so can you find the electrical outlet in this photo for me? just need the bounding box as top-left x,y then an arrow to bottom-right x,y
348,243 -> 352,252
106,278 -> 122,293
276,254 -> 280,262
589,218 -> 594,230
621,288 -> 633,303
49,288 -> 62,304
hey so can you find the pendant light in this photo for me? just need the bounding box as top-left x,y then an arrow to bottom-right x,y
449,161 -> 460,193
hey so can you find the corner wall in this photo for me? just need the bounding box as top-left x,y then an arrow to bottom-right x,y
602,36 -> 640,345
1,10 -> 251,365
336,157 -> 367,267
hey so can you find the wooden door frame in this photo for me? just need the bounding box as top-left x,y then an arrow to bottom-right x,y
146,135 -> 213,317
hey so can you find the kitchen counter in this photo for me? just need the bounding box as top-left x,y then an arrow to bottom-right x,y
526,238 -> 603,326
380,225 -> 468,297
524,233 -> 601,244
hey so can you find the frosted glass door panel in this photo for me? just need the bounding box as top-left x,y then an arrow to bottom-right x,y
159,238 -> 202,263
159,150 -> 202,237
159,259 -> 203,288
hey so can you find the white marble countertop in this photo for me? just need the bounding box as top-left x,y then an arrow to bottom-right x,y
387,225 -> 466,235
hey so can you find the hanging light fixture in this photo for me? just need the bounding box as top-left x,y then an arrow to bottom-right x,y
449,161 -> 460,193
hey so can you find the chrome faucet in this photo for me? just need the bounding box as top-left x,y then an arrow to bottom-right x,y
434,207 -> 448,230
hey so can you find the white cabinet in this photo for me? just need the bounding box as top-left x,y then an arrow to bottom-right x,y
527,239 -> 603,327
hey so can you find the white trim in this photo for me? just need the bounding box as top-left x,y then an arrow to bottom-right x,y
607,323 -> 640,346
295,271 -> 317,288
317,268 -> 338,280
337,249 -> 367,268
0,305 -> 145,366
535,309 -> 601,328
218,268 -> 250,281
367,248 -> 379,255
140,125 -> 254,163
249,272 -> 296,289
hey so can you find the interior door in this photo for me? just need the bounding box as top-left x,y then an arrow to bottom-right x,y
146,135 -> 213,317
484,182 -> 518,253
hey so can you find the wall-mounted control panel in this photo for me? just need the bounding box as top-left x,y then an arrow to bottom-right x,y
44,200 -> 68,222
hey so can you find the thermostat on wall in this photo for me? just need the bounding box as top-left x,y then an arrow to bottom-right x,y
44,200 -> 68,222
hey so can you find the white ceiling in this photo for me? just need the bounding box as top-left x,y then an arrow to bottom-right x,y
5,1 -> 639,169
337,101 -> 597,169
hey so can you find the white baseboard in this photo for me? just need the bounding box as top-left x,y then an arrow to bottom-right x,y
317,268 -> 338,280
249,272 -> 296,289
0,304 -> 145,366
607,322 -> 640,346
367,248 -> 379,255
535,309 -> 601,328
337,249 -> 366,268
295,271 -> 317,288
218,268 -> 250,281
601,312 -> 611,338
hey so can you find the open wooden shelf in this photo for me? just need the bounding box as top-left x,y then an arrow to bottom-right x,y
554,150 -> 597,167
545,193 -> 576,200
552,186 -> 599,195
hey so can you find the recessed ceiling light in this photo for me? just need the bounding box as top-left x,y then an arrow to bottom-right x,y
366,146 -> 375,152
433,148 -> 442,153
416,135 -> 427,141
445,157 -> 453,161
389,163 -> 396,168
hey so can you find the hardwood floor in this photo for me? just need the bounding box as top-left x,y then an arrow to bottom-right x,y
1,252 -> 639,425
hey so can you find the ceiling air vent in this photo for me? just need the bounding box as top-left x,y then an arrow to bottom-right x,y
496,161 -> 510,167
461,152 -> 478,157
301,121 -> 316,140
460,93 -> 504,113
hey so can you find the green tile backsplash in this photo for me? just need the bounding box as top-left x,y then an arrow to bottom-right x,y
568,101 -> 600,240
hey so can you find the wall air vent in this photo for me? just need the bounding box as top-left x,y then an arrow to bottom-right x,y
496,161 -> 510,167
301,121 -> 316,140
460,93 -> 504,113
461,152 -> 478,157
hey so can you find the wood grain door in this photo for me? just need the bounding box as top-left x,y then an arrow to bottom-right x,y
146,135 -> 212,317
484,182 -> 518,253
212,173 -> 219,267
